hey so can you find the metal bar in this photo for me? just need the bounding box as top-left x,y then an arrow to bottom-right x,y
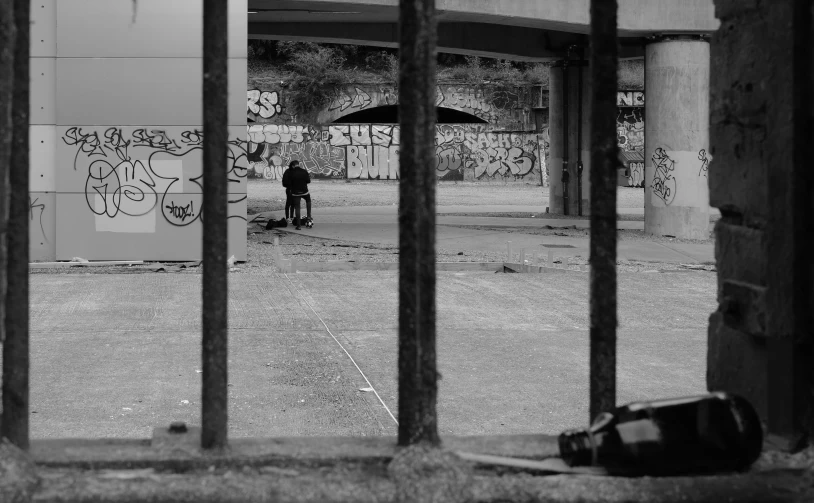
0,0 -> 15,441
201,0 -> 229,450
588,0 -> 619,421
2,0 -> 30,451
397,0 -> 439,446
575,47 -> 585,217
561,61 -> 570,215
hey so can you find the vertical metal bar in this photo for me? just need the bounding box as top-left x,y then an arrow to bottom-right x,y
576,48 -> 585,217
398,0 -> 439,446
0,0 -> 16,439
3,0 -> 30,451
588,0 -> 619,421
561,62 -> 570,215
201,0 -> 229,450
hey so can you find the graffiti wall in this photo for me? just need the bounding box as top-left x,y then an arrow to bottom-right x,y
616,91 -> 645,187
249,84 -> 543,132
247,123 -> 547,182
55,127 -> 248,261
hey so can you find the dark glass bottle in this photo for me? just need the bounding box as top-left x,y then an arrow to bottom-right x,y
558,392 -> 764,476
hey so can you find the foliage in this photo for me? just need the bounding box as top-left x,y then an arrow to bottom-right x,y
284,46 -> 353,116
247,40 -> 551,89
365,51 -> 399,83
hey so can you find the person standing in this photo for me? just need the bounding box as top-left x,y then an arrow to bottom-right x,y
281,160 -> 311,230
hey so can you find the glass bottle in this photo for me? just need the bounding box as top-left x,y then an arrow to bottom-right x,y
558,392 -> 763,476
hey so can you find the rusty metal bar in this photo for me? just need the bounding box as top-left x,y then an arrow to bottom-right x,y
397,0 -> 439,446
588,0 -> 619,421
0,0 -> 15,441
201,0 -> 229,450
561,61 -> 570,215
2,0 -> 30,451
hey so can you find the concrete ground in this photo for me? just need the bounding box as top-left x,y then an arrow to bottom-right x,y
28,181 -> 718,441
251,205 -> 715,264
29,269 -> 714,440
250,181 -> 716,264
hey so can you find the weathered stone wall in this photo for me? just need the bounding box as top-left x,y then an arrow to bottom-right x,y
247,83 -> 544,131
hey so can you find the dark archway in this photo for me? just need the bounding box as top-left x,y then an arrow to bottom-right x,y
332,105 -> 487,124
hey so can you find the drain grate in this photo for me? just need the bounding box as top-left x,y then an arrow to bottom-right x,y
540,244 -> 576,249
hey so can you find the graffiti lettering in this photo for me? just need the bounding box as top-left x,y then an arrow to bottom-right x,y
329,87 -> 371,112
29,196 -> 47,243
651,148 -> 677,205
248,123 -> 541,181
64,128 -> 248,230
247,89 -> 283,119
247,124 -> 306,144
698,149 -> 709,177
628,162 -> 644,187
164,200 -> 195,223
328,125 -> 351,146
617,91 -> 645,107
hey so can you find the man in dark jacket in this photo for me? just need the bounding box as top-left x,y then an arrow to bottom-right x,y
281,160 -> 311,230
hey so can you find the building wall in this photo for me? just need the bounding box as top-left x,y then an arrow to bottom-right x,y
30,0 -> 248,261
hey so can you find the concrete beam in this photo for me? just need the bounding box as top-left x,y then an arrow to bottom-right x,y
249,0 -> 719,35
249,22 -> 645,62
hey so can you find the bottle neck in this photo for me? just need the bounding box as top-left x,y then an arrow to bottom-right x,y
558,429 -> 598,466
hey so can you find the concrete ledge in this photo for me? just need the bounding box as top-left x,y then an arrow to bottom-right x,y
27,435 -> 814,502
31,434 -> 559,470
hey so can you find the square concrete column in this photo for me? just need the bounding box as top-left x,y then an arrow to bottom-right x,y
48,0 -> 248,261
644,37 -> 710,239
548,62 -> 591,216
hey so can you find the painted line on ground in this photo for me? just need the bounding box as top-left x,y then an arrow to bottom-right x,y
283,273 -> 399,426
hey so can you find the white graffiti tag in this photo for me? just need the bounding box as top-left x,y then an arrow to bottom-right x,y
247,90 -> 283,119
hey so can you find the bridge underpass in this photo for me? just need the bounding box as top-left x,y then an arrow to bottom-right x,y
249,0 -> 718,239
32,0 -> 719,261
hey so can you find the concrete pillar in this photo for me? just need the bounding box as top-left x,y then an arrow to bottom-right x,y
548,62 -> 591,216
644,37 -> 710,239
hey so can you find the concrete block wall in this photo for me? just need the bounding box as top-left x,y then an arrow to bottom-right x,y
30,0 -> 248,261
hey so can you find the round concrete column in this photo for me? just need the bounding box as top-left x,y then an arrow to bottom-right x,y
644,37 -> 710,239
548,62 -> 591,215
